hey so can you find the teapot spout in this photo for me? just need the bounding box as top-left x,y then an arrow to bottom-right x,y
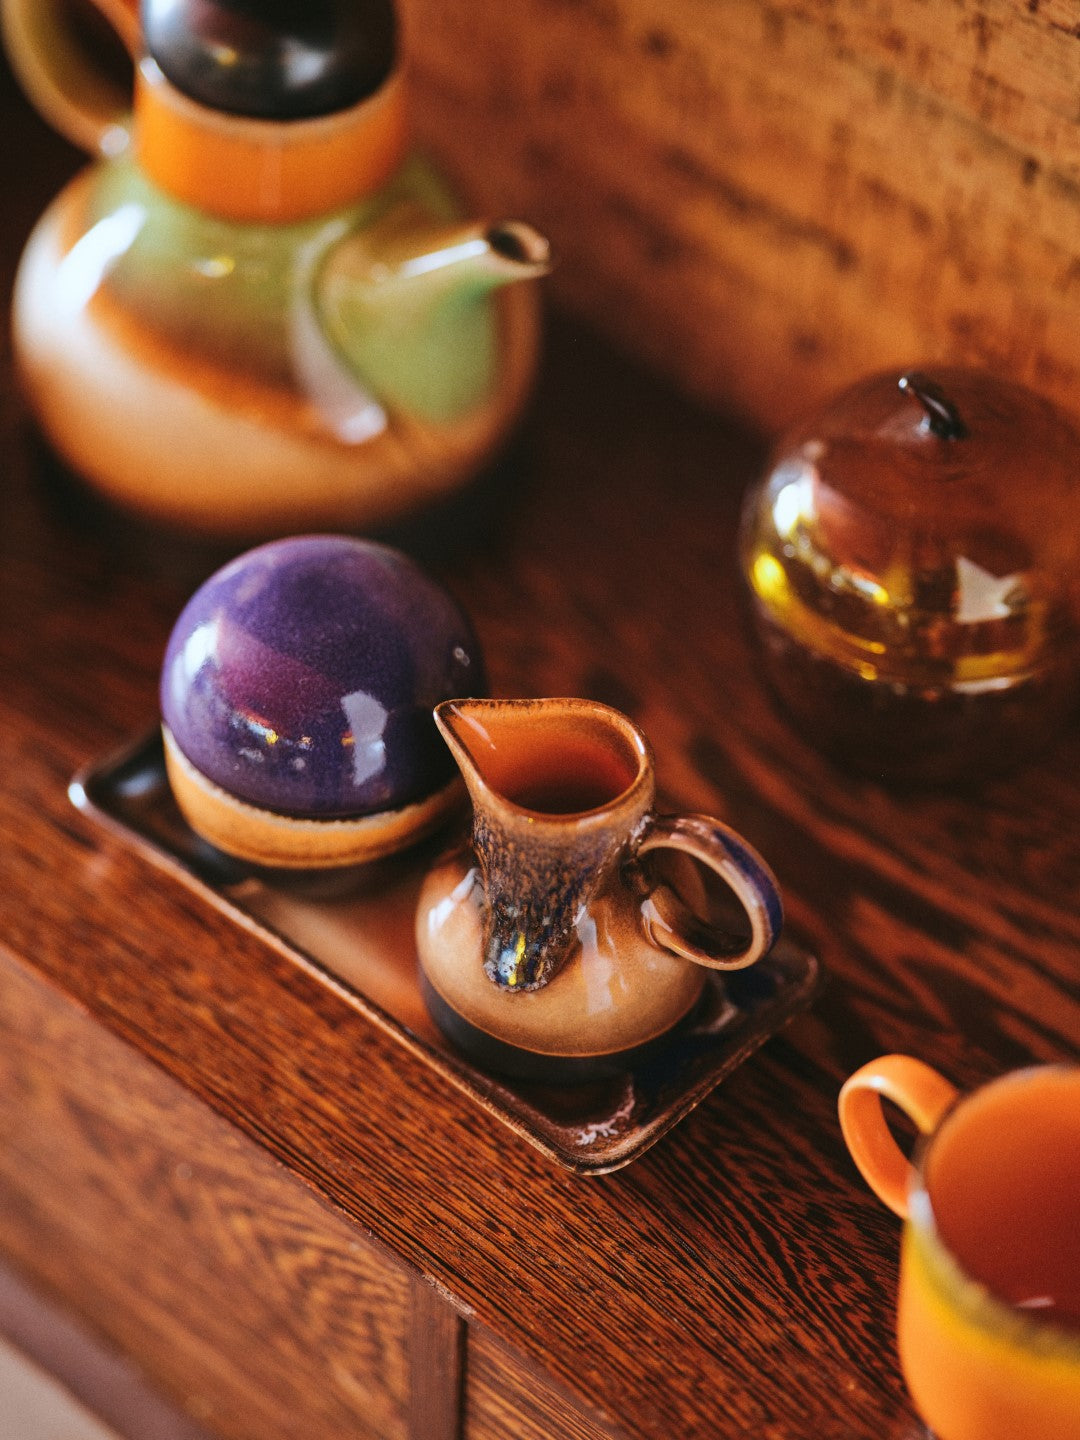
314,216 -> 549,425
386,220 -> 551,293
322,218 -> 551,314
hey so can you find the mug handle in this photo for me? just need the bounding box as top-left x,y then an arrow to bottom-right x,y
838,1055 -> 959,1219
2,0 -> 139,156
635,813 -> 783,971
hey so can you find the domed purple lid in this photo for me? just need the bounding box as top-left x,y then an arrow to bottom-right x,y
161,536 -> 484,818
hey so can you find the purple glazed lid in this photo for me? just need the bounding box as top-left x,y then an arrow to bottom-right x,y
161,536 -> 485,819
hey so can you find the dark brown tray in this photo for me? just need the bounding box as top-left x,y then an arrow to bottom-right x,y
70,730 -> 821,1175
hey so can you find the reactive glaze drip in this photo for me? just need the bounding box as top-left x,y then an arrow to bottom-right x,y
416,698 -> 784,1080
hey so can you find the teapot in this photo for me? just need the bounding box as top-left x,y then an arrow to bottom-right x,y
416,698 -> 784,1082
2,0 -> 550,536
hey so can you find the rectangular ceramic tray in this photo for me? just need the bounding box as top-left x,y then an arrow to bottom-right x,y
70,730 -> 821,1175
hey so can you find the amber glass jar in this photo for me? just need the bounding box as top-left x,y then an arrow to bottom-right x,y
739,369 -> 1080,782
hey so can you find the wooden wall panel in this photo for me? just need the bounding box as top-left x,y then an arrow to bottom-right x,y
405,0 -> 1080,430
0,1256 -> 215,1440
0,945 -> 412,1440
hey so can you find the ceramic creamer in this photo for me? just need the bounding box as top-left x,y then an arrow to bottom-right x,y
416,698 -> 784,1080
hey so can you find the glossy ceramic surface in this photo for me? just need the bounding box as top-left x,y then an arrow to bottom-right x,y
4,0 -> 549,534
740,368 -> 1080,781
416,697 -> 784,1078
71,728 -> 822,1172
143,0 -> 397,119
840,1058 -> 1080,1440
161,535 -> 485,830
160,726 -> 464,871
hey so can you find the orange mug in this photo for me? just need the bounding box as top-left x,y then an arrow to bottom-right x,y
839,1055 -> 1080,1440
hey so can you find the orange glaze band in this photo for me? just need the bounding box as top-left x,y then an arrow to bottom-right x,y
134,59 -> 410,223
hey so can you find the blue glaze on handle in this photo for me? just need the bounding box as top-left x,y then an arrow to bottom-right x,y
161,535 -> 485,818
636,812 -> 784,969
700,819 -> 785,947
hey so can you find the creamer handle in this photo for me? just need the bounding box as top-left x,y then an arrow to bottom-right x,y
636,813 -> 783,970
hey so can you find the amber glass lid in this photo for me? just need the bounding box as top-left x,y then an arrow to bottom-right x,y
142,0 -> 397,119
742,368 -> 1080,690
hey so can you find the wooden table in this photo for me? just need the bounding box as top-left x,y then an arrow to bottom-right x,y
0,51 -> 1077,1440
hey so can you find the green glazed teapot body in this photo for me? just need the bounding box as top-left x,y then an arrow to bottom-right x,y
5,0 -> 549,535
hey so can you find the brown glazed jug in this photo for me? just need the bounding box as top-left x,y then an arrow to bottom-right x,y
416,698 -> 784,1081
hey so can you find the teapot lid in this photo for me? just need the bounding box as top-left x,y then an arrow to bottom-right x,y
142,0 -> 397,119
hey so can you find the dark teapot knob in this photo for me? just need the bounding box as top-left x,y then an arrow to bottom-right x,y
142,0 -> 398,120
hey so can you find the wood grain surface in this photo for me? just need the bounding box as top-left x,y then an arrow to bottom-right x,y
0,945 -> 414,1440
465,1329 -> 618,1440
406,0 -> 1080,430
0,1256 -> 214,1440
0,40 -> 1078,1440
409,1275 -> 465,1440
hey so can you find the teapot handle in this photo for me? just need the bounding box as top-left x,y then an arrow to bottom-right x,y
635,813 -> 783,970
2,0 -> 139,156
